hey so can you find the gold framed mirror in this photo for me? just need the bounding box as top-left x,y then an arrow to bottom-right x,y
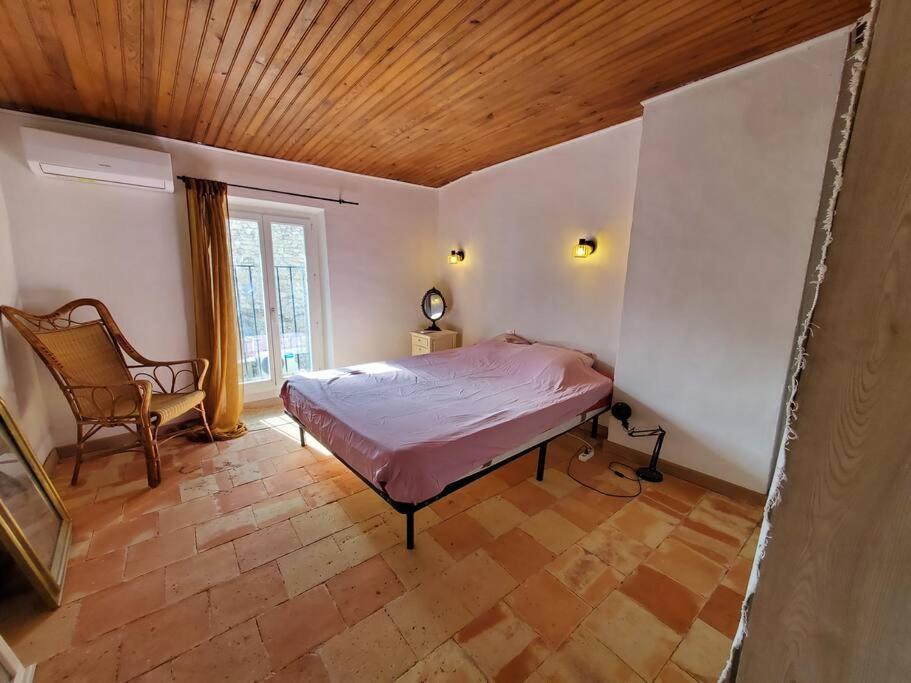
0,396 -> 70,607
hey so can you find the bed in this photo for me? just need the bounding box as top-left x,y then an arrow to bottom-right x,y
280,339 -> 613,548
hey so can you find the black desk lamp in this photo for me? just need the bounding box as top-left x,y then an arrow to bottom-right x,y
611,402 -> 666,483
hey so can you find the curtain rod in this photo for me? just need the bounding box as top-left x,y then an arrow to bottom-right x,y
177,176 -> 359,206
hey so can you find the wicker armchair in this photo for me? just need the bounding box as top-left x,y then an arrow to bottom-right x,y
1,299 -> 213,487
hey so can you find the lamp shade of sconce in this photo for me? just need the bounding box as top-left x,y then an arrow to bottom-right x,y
448,249 -> 465,264
573,238 -> 596,258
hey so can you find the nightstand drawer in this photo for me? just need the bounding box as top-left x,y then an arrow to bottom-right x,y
410,329 -> 459,356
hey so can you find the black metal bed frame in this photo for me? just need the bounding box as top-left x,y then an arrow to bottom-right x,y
284,405 -> 609,549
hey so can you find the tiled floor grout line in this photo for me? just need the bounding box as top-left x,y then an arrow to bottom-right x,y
563,490 -> 686,682
629,490 -> 704,682
12,417 -> 761,682
531,484 -> 754,682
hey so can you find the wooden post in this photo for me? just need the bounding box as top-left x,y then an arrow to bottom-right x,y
734,2 -> 911,680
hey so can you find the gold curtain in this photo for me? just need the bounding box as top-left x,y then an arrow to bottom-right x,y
183,178 -> 246,439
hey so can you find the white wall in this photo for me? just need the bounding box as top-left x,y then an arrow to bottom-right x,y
0,29 -> 849,487
0,110 -> 437,446
436,120 -> 642,372
0,182 -> 55,458
611,29 -> 849,492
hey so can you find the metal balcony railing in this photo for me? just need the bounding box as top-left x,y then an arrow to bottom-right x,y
233,264 -> 311,382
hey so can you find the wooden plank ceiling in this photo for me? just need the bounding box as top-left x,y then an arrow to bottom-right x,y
0,0 -> 868,187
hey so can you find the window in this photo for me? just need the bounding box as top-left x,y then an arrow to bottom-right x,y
228,208 -> 326,399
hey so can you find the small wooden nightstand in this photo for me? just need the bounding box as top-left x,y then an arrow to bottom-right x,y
410,329 -> 459,355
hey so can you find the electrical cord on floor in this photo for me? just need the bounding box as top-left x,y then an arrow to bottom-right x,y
244,424 -> 274,433
563,432 -> 643,499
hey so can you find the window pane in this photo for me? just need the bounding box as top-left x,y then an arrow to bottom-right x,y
229,218 -> 271,383
271,222 -> 313,376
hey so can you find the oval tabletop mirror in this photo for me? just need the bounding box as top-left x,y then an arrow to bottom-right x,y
421,288 -> 447,331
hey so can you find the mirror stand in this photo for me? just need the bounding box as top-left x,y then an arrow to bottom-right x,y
420,288 -> 447,332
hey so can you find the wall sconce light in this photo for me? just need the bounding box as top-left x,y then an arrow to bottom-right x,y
573,238 -> 596,259
448,249 -> 465,264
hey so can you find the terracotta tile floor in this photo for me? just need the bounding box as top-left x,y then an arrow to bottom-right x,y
0,406 -> 762,682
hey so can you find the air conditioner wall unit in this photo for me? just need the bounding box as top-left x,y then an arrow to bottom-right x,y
22,128 -> 174,192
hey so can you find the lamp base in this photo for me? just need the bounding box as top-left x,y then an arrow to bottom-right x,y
636,466 -> 663,483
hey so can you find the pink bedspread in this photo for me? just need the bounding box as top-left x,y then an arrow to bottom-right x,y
280,340 -> 613,504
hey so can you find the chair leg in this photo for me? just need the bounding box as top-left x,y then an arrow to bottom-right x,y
140,424 -> 161,488
198,401 -> 215,442
70,424 -> 84,486
152,444 -> 162,485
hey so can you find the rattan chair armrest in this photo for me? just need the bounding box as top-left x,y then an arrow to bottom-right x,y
194,358 -> 210,390
127,358 -> 209,393
64,380 -> 153,420
127,358 -> 202,367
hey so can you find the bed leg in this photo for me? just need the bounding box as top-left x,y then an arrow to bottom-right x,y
591,414 -> 599,438
298,425 -> 306,447
536,442 -> 547,481
406,510 -> 415,550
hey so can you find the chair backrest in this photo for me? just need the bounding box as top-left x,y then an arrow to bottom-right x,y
35,322 -> 131,385
1,299 -> 134,419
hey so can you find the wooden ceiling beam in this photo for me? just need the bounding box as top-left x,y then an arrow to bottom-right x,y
247,0 -> 382,158
335,0 -> 727,175
412,2 -> 857,184
318,0 -> 610,170
298,0 -> 539,167
215,0 -> 357,151
360,0 -> 846,178
259,0 -> 438,159
209,0 -> 319,149
277,0 -> 476,162
198,0 -> 284,146
0,0 -> 869,186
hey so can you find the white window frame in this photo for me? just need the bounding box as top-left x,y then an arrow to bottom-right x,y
228,207 -> 327,401
0,632 -> 34,682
